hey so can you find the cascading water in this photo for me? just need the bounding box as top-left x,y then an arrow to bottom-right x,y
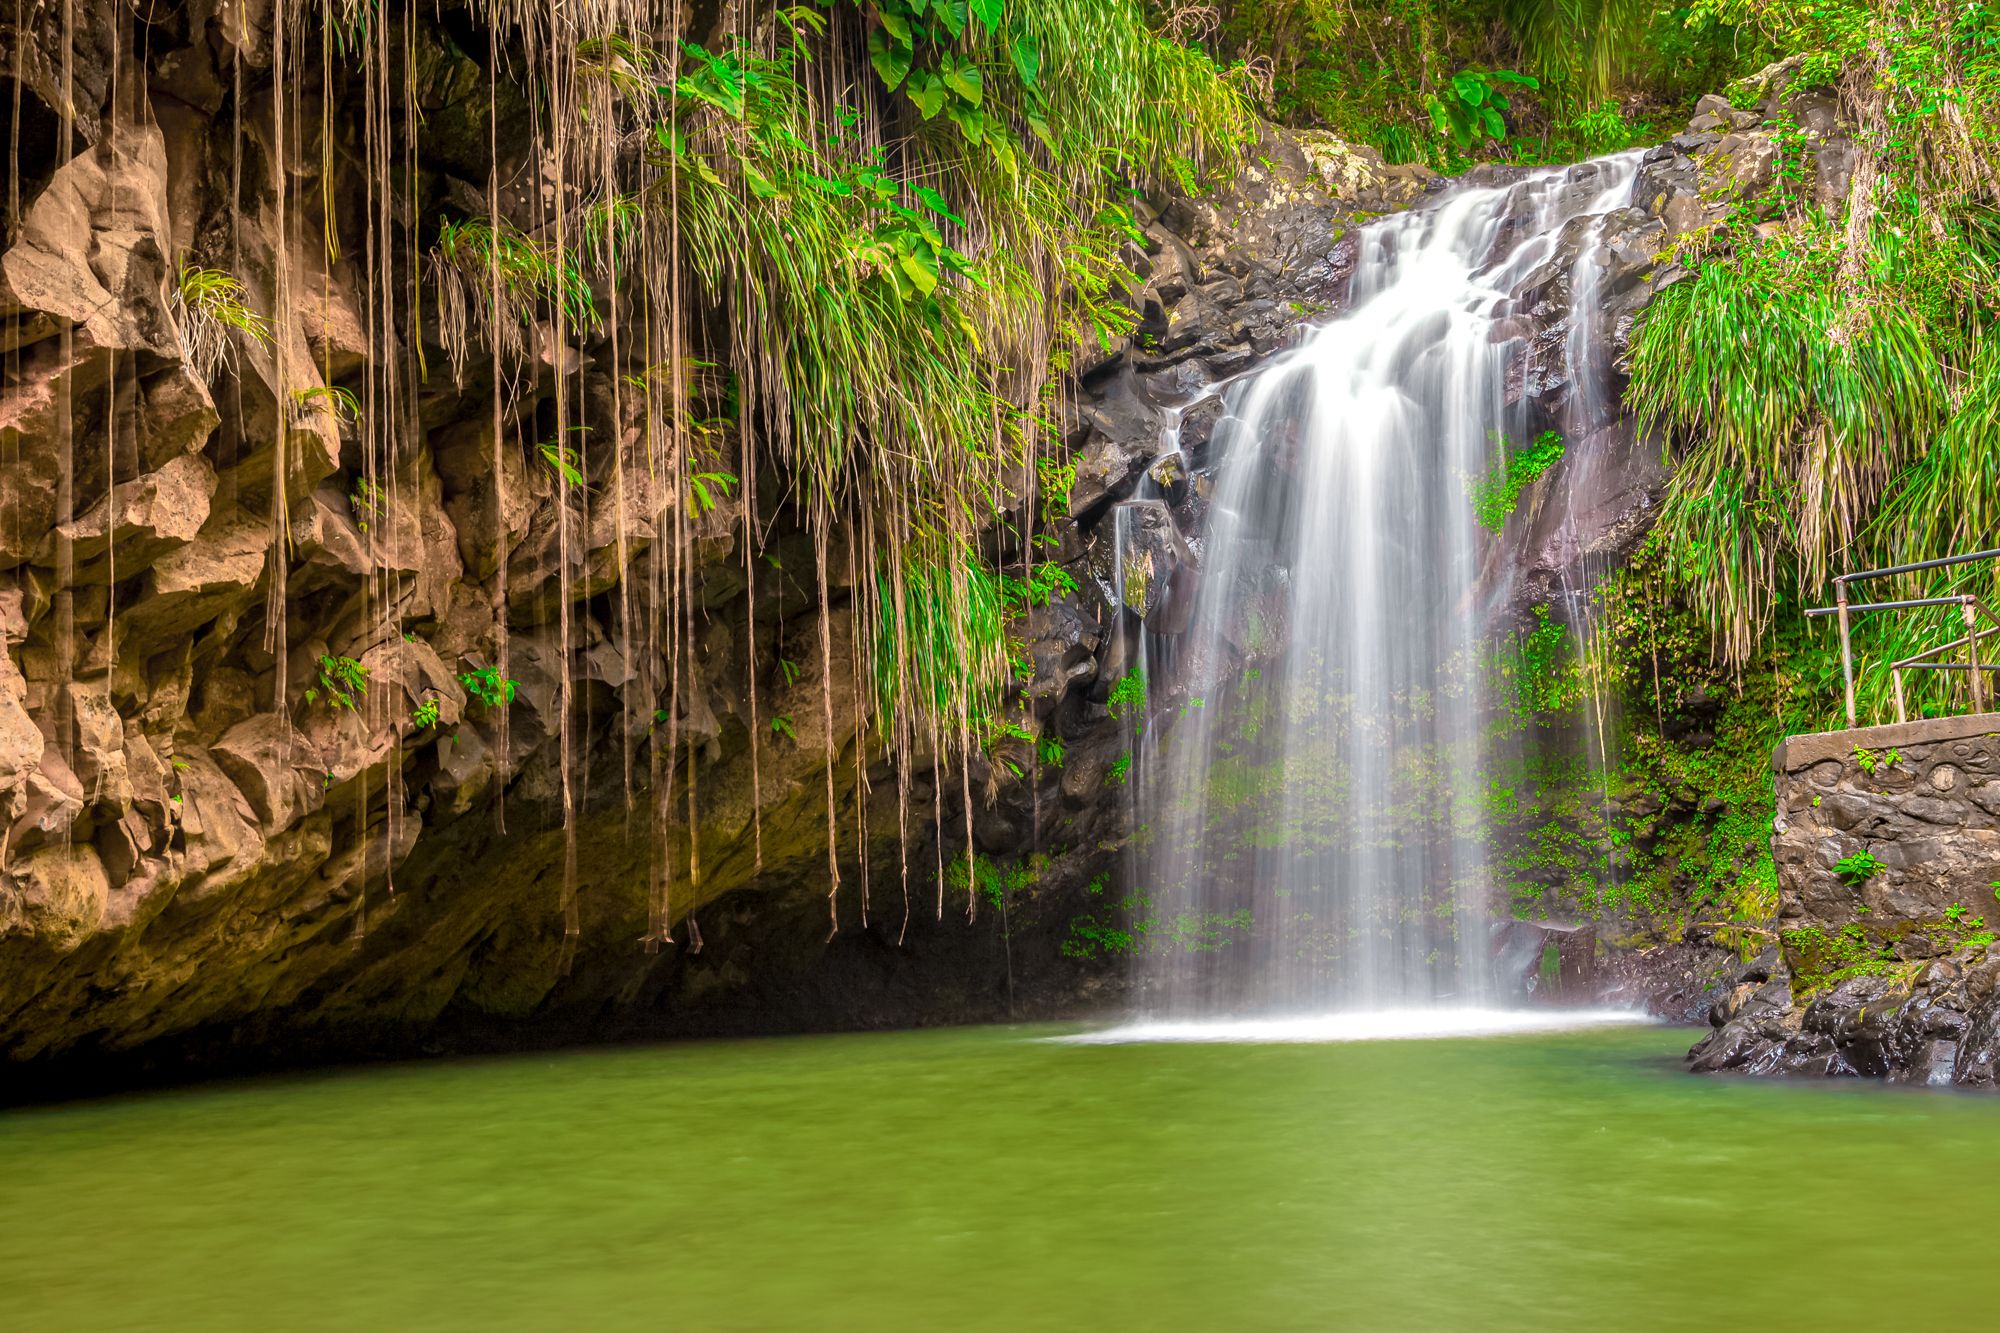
1133,154 -> 1642,1021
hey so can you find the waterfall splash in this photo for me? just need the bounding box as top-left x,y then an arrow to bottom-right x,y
1131,154 -> 1642,1023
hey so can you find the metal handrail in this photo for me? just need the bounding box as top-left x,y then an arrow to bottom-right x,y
1805,549 -> 2000,727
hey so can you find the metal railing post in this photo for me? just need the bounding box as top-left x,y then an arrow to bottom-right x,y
1836,580 -> 1857,727
1969,598 -> 1988,713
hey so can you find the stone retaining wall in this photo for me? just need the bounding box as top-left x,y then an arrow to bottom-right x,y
1690,713 -> 2000,1085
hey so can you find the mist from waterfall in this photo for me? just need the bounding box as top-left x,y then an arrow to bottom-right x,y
1132,154 -> 1642,1018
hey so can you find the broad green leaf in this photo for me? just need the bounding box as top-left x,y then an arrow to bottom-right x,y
868,29 -> 913,89
1025,104 -> 1054,150
1011,33 -> 1040,86
743,164 -> 782,199
941,58 -> 982,107
1482,105 -> 1506,139
802,172 -> 854,197
935,0 -> 968,38
947,102 -> 985,145
969,0 -> 1002,33
879,11 -> 912,42
911,185 -> 965,226
887,205 -> 944,245
899,250 -> 940,297
907,71 -> 948,119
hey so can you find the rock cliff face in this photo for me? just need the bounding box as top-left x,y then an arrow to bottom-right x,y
0,1 -> 1872,1089
0,1 -> 1470,1088
1693,714 -> 2000,1085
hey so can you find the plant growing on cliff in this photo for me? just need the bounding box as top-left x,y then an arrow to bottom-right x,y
686,467 -> 738,516
411,698 -> 441,730
291,385 -> 361,428
305,655 -> 369,712
1108,753 -> 1133,784
1834,849 -> 1887,884
430,214 -> 598,380
1468,429 -> 1564,533
171,262 -> 272,381
458,666 -> 516,711
1108,669 -> 1148,723
348,477 -> 383,532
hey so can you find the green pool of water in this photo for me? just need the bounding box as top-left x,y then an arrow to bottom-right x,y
4,1021 -> 1993,1330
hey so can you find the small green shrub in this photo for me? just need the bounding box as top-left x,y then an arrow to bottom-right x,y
1107,669 -> 1147,722
459,666 -> 517,710
1833,849 -> 1886,884
1107,753 -> 1132,785
1468,429 -> 1564,533
1425,69 -> 1538,150
305,655 -> 369,711
411,698 -> 441,729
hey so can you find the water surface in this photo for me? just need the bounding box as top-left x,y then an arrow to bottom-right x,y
3,1022 -> 1990,1330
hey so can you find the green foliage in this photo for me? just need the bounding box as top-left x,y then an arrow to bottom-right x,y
1834,849 -> 1887,883
171,261 -> 271,380
1107,669 -> 1148,722
291,384 -> 360,427
1564,98 -> 1643,154
459,666 -> 517,711
1629,0 -> 2000,673
1201,0 -> 1758,166
1853,745 -> 1902,776
1426,69 -> 1539,148
1494,604 -> 1580,721
1782,922 -> 1901,994
1630,221 -> 1949,659
348,477 -> 382,532
1468,429 -> 1564,533
430,214 -> 598,375
655,4 -> 1252,763
944,850 -> 1046,911
538,437 -> 587,488
1108,753 -> 1133,785
771,714 -> 799,741
305,655 -> 369,712
1038,735 -> 1065,767
1036,454 -> 1077,525
1061,914 -> 1136,959
1015,562 -> 1079,607
687,467 -> 738,515
874,550 -> 1011,730
411,698 -> 441,730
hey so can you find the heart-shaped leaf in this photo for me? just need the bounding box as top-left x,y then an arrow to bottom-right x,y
941,57 -> 983,107
868,29 -> 913,89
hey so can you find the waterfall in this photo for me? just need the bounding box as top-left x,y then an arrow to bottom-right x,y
1135,154 -> 1642,1019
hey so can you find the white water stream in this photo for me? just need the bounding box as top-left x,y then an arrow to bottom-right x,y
1131,154 -> 1642,1024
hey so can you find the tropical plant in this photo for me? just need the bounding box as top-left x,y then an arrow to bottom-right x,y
459,666 -> 517,711
305,655 -> 369,712
1426,69 -> 1539,149
1834,849 -> 1887,884
171,262 -> 272,381
1468,429 -> 1565,533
